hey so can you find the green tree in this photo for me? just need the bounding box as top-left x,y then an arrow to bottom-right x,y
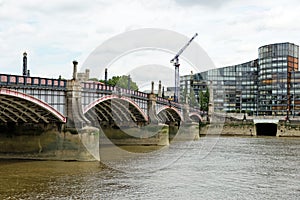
199,90 -> 204,110
189,88 -> 198,107
88,78 -> 99,82
100,75 -> 139,90
180,87 -> 198,107
199,88 -> 209,111
180,87 -> 188,103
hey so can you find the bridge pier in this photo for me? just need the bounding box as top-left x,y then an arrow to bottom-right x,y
99,124 -> 169,146
147,81 -> 160,124
168,121 -> 200,142
0,122 -> 97,161
65,61 -> 91,130
175,123 -> 200,141
168,121 -> 179,141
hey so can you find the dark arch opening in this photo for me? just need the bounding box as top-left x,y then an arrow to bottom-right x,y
255,123 -> 277,136
190,115 -> 201,122
157,108 -> 182,141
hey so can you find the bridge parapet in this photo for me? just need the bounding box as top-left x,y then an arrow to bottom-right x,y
81,81 -> 149,116
156,96 -> 182,112
189,106 -> 204,114
0,73 -> 67,90
82,81 -> 147,98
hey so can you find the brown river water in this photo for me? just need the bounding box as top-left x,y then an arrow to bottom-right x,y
0,136 -> 299,200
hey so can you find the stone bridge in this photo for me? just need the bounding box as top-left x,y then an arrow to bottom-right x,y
0,63 -> 204,160
0,73 -> 203,128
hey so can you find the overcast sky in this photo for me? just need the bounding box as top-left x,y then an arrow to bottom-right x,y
1,0 -> 300,81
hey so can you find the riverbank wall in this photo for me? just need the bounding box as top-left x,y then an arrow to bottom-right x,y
200,118 -> 300,137
277,120 -> 300,137
200,122 -> 255,136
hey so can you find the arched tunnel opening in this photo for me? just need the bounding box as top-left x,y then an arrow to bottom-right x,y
255,123 -> 277,136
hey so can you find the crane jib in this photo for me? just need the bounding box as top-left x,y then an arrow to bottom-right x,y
170,33 -> 198,103
170,33 -> 198,63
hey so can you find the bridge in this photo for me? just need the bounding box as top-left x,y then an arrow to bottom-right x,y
0,61 -> 204,160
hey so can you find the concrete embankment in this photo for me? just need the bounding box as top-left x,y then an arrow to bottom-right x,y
200,118 -> 300,137
200,122 -> 254,136
277,121 -> 300,137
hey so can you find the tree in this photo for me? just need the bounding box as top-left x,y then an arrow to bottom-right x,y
100,75 -> 139,90
180,87 -> 188,103
180,86 -> 198,107
189,88 -> 198,107
199,88 -> 209,111
88,78 -> 99,82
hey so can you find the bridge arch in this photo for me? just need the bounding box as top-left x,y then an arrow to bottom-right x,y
0,88 -> 66,123
157,106 -> 183,124
84,95 -> 148,126
189,112 -> 203,122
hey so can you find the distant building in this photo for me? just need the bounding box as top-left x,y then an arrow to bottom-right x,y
143,87 -> 175,100
164,87 -> 175,100
77,69 -> 90,82
182,42 -> 299,116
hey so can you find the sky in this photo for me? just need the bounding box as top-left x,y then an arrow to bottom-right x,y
1,0 -> 300,84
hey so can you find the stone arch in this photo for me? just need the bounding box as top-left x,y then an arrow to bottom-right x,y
84,95 -> 148,126
0,88 -> 66,123
189,112 -> 203,122
157,106 -> 183,124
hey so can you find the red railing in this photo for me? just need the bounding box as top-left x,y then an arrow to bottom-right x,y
0,74 -> 67,88
82,81 -> 148,98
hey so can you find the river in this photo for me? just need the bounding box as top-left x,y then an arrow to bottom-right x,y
0,136 -> 299,199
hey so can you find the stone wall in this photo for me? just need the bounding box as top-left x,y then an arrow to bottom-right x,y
200,120 -> 300,137
277,121 -> 300,137
200,123 -> 255,136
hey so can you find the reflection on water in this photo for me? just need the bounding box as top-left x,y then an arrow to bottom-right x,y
0,136 -> 300,200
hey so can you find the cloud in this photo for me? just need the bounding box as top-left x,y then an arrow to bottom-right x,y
130,64 -> 174,89
0,0 -> 300,80
174,0 -> 232,8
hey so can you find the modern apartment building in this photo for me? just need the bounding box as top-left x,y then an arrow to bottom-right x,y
258,43 -> 299,116
181,42 -> 299,116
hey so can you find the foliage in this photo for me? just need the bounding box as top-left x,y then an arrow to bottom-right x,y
180,86 -> 199,107
99,75 -> 139,90
189,89 -> 198,107
180,87 -> 188,103
88,78 -> 99,82
199,87 -> 209,111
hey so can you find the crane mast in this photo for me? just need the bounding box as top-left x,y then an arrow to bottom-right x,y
170,33 -> 198,102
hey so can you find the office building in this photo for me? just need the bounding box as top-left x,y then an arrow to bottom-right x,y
181,42 -> 299,116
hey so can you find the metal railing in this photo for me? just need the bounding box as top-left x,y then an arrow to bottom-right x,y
0,74 -> 67,89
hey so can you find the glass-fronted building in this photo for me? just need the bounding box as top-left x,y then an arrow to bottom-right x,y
291,71 -> 300,116
190,60 -> 258,113
181,42 -> 299,116
258,43 -> 299,116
